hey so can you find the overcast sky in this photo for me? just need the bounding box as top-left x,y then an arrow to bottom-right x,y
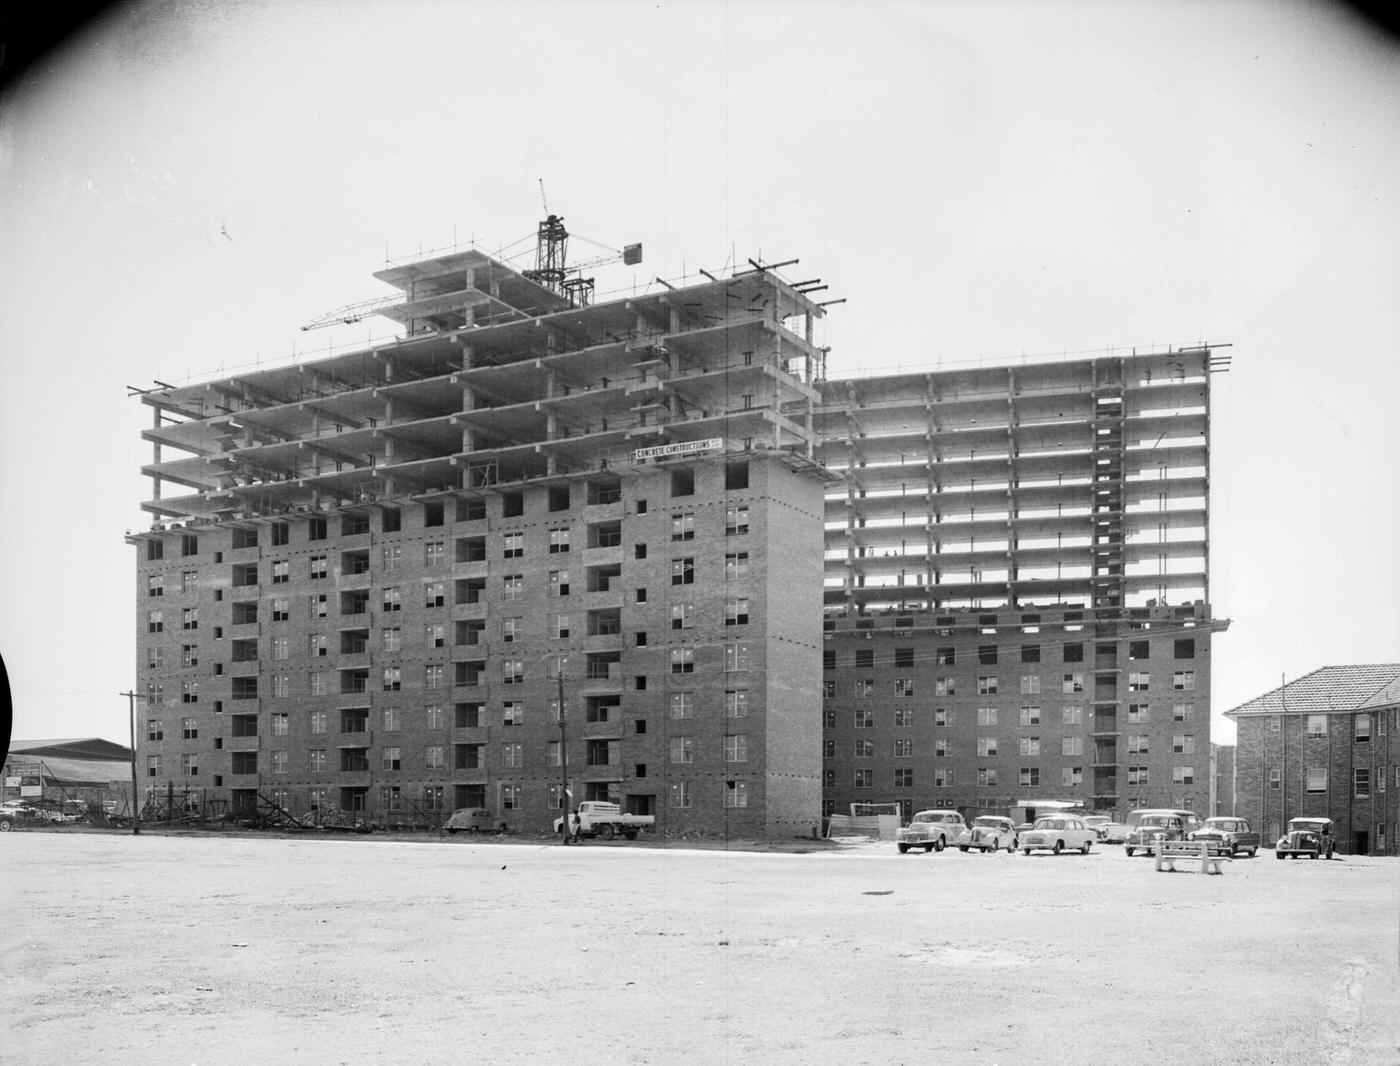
2,0 -> 1397,749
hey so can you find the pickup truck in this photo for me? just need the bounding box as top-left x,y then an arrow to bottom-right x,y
553,801 -> 654,841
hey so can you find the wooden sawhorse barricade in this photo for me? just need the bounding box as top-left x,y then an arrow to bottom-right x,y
1154,840 -> 1231,875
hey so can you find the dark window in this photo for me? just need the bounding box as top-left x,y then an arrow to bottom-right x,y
725,461 -> 749,490
1021,644 -> 1040,663
501,492 -> 524,518
1174,638 -> 1195,659
979,645 -> 997,666
1063,642 -> 1084,663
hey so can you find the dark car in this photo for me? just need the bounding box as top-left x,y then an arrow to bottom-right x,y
0,800 -> 43,831
1124,810 -> 1201,857
1276,817 -> 1335,860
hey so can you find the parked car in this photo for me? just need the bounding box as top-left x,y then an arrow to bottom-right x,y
957,816 -> 1018,853
1095,821 -> 1131,844
896,810 -> 968,853
443,807 -> 501,834
1190,817 -> 1259,857
1124,810 -> 1202,857
1020,815 -> 1095,855
0,800 -> 43,831
1081,814 -> 1108,837
1276,817 -> 1335,860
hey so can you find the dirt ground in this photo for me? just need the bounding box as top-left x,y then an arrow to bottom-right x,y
3,829 -> 1397,1066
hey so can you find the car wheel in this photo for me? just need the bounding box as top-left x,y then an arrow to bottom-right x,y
598,823 -> 616,841
446,828 -> 459,835
1250,848 -> 1258,857
924,844 -> 934,853
1053,841 -> 1063,855
897,843 -> 910,854
1022,848 -> 1031,856
1326,847 -> 1334,859
1125,847 -> 1135,857
959,845 -> 970,853
1310,851 -> 1318,860
933,837 -> 945,852
1081,840 -> 1092,855
0,820 -> 11,832
983,846 -> 993,854
1276,850 -> 1285,859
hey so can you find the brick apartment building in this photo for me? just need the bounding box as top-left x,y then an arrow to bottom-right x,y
131,232 -> 1229,834
1226,665 -> 1400,856
814,352 -> 1228,820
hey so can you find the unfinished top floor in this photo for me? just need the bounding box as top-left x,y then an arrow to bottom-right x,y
137,250 -> 831,522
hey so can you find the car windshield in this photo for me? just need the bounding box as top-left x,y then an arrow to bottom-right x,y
1138,816 -> 1175,828
1289,821 -> 1328,832
1033,818 -> 1064,830
972,818 -> 1004,829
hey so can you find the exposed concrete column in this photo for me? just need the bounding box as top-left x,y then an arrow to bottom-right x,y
151,406 -> 163,501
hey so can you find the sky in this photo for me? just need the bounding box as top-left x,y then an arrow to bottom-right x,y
2,0 -> 1398,749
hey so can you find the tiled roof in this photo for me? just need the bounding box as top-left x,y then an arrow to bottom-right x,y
1359,673 -> 1400,711
1225,665 -> 1400,718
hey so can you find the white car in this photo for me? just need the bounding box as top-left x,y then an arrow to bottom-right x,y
896,810 -> 968,853
1081,815 -> 1111,840
957,816 -> 1018,853
1020,815 -> 1095,855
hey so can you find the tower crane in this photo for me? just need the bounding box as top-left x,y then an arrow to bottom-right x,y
299,188 -> 640,331
523,180 -> 641,308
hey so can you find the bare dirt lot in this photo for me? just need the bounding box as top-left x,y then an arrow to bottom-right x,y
3,829 -> 1397,1066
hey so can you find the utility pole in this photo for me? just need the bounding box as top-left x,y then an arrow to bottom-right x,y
120,691 -> 141,835
556,669 -> 570,842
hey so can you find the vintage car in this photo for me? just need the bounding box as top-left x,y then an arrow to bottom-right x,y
0,800 -> 43,831
957,816 -> 1018,853
443,807 -> 501,834
1094,821 -> 1131,844
896,809 -> 968,853
1276,817 -> 1335,860
1123,809 -> 1202,857
1190,816 -> 1260,857
1081,814 -> 1110,838
1020,815 -> 1095,855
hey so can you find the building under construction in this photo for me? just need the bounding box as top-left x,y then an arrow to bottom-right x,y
130,223 -> 1229,833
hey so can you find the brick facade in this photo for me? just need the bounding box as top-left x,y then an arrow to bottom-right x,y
1228,667 -> 1400,856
